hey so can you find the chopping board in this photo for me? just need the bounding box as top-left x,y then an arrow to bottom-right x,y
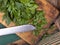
0,0 -> 59,45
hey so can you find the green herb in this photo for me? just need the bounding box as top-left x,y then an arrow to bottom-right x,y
0,0 -> 47,36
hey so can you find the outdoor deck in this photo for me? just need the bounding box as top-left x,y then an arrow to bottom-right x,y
38,32 -> 60,45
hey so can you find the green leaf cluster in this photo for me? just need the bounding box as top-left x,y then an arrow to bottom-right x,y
0,0 -> 47,36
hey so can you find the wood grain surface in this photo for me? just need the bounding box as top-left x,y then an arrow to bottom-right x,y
47,0 -> 60,10
55,16 -> 60,30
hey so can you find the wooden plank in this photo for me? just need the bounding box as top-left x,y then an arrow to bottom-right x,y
55,16 -> 60,30
0,0 -> 59,45
47,0 -> 60,10
38,32 -> 60,45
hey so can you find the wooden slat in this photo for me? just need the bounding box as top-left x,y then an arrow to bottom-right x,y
47,0 -> 60,10
38,32 -> 60,45
0,0 -> 59,45
55,16 -> 60,30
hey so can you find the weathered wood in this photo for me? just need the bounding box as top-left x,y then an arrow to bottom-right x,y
47,0 -> 60,10
38,32 -> 60,45
55,16 -> 60,30
0,0 -> 59,45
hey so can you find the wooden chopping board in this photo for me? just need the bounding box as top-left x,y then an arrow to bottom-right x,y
0,0 -> 59,45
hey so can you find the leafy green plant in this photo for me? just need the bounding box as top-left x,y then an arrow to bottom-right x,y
0,0 -> 47,36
